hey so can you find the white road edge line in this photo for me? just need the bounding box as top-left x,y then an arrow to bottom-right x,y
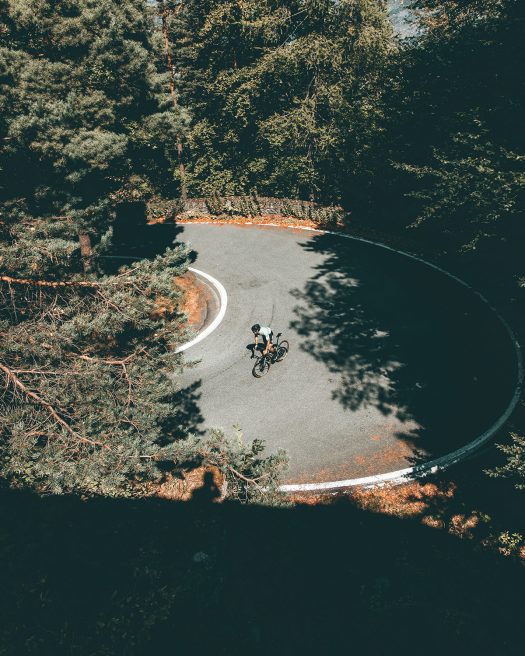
180,222 -> 523,492
280,225 -> 524,492
175,267 -> 228,353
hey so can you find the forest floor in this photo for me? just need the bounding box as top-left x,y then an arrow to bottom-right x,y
2,452 -> 525,654
291,454 -> 525,564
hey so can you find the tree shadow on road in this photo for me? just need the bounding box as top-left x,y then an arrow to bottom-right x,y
290,233 -> 518,461
155,380 -> 206,445
100,202 -> 191,273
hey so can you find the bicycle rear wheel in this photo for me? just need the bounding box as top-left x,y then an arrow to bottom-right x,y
275,340 -> 289,362
252,356 -> 271,378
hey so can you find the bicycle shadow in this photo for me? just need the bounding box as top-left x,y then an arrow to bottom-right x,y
245,342 -> 274,353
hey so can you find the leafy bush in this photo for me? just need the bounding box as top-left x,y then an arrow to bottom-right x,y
205,190 -> 225,216
148,198 -> 185,222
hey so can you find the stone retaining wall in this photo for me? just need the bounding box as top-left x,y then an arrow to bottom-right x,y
148,195 -> 347,228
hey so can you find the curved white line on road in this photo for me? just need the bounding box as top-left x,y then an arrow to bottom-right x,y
279,225 -> 524,492
175,267 -> 228,353
181,222 -> 523,492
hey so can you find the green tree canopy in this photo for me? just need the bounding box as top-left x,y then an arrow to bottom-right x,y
170,0 -> 393,202
0,0 -> 188,257
390,0 -> 525,252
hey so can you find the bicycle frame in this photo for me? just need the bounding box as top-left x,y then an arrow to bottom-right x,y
252,333 -> 288,377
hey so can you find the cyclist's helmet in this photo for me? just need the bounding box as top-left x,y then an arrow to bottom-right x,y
251,324 -> 260,334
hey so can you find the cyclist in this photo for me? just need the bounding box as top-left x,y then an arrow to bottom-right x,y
251,323 -> 275,358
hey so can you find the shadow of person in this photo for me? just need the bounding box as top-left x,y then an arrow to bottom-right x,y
191,471 -> 222,504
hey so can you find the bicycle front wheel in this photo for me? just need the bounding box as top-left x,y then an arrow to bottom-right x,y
252,356 -> 271,378
275,340 -> 289,362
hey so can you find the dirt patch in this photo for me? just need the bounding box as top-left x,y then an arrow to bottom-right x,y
289,473 -> 525,563
355,441 -> 418,477
174,271 -> 209,331
157,465 -> 227,502
177,214 -> 320,230
349,480 -> 456,519
287,438 -> 415,485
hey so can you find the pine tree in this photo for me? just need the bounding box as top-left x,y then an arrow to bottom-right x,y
149,1 -> 189,198
0,0 -> 183,494
253,0 -> 393,202
0,1 -> 287,499
0,0 -> 188,254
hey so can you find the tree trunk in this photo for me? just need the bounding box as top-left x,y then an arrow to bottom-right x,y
78,232 -> 94,274
160,1 -> 187,201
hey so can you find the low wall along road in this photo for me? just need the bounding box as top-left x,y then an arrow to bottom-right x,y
176,223 -> 522,491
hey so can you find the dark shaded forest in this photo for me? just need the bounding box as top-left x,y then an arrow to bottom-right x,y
2,458 -> 525,655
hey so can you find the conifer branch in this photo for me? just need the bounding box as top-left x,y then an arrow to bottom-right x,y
202,450 -> 265,488
223,464 -> 264,489
77,353 -> 137,366
0,362 -> 110,451
6,280 -> 18,321
0,276 -> 99,289
11,369 -> 83,376
94,288 -> 131,317
122,362 -> 132,408
77,354 -> 134,408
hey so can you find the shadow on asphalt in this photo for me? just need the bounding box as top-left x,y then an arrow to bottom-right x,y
154,380 -> 206,445
290,233 -> 518,462
1,483 -> 525,655
100,201 -> 193,273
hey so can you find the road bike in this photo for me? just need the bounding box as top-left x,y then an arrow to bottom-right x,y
252,332 -> 289,378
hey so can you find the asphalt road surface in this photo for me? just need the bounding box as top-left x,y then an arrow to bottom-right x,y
176,223 -> 518,485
